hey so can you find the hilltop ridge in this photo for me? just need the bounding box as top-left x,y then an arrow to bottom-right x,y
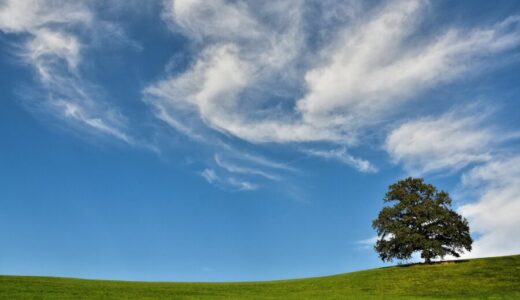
1,255 -> 519,299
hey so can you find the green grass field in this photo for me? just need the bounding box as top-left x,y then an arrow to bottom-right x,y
1,255 -> 519,299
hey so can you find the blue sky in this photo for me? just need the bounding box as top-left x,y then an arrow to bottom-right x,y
1,0 -> 520,281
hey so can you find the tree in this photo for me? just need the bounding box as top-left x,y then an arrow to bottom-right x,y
372,177 -> 472,263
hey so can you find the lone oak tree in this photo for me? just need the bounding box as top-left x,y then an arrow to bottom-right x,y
372,177 -> 472,263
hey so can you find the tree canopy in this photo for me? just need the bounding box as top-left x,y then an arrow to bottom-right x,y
372,177 -> 472,263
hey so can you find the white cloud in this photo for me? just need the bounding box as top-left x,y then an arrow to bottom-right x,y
2,0 -> 520,201
200,168 -> 258,191
0,0 -> 132,144
214,154 -> 282,181
385,110 -> 495,174
153,0 -> 343,143
147,0 -> 520,150
0,0 -> 92,33
459,156 -> 520,258
164,0 -> 261,41
200,146 -> 301,191
356,236 -> 378,250
25,29 -> 81,79
142,0 -> 520,180
231,152 -> 298,173
52,100 -> 131,143
147,0 -> 323,144
297,4 -> 520,134
302,148 -> 377,173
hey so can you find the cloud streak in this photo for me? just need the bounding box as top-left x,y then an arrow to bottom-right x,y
214,154 -> 282,181
201,168 -> 258,191
302,148 -> 377,173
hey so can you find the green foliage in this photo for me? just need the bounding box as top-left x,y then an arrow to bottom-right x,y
373,177 -> 472,263
1,255 -> 520,299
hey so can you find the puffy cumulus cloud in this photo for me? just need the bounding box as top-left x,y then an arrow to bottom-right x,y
385,110 -> 496,174
147,0 -> 520,148
459,156 -> 520,258
0,0 -> 132,144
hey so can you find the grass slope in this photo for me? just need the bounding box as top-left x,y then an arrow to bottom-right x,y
1,255 -> 519,299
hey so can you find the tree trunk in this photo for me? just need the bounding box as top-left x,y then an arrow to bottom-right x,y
425,257 -> 431,264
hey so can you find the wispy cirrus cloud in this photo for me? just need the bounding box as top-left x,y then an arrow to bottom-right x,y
214,154 -> 282,181
2,1 -> 520,193
298,7 -> 520,137
302,148 -> 377,173
385,108 -> 497,175
0,0 -> 133,144
201,168 -> 258,191
356,236 -> 378,250
143,0 -> 520,188
0,0 -> 93,33
458,156 -> 520,258
201,146 -> 300,191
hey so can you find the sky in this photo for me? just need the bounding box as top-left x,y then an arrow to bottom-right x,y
0,0 -> 519,282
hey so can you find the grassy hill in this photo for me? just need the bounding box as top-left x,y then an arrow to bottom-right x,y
1,255 -> 519,299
